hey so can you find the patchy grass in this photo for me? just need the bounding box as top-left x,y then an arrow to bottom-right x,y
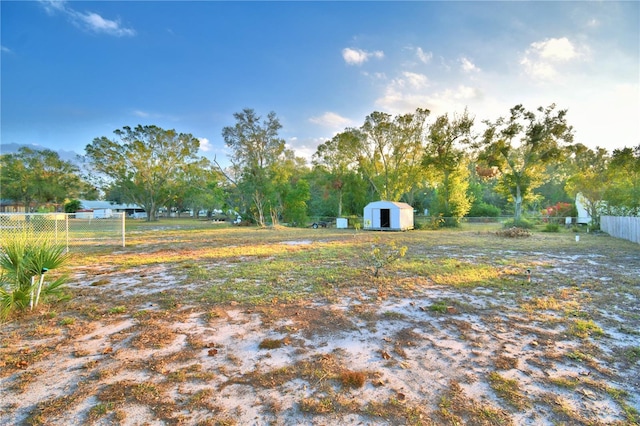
488,372 -> 530,410
1,222 -> 639,425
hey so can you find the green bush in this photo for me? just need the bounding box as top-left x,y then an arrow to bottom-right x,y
0,235 -> 69,321
468,202 -> 501,218
542,222 -> 560,232
502,218 -> 535,229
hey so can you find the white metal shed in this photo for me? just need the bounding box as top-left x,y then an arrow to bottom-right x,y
363,201 -> 414,231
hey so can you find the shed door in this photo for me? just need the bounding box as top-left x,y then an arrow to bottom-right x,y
380,209 -> 391,228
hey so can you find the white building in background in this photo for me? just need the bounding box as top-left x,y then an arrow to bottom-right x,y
575,193 -> 593,225
78,200 -> 143,218
363,201 -> 414,231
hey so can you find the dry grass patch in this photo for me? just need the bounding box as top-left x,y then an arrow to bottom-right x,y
364,396 -> 432,425
436,381 -> 513,426
129,319 -> 177,349
494,354 -> 519,370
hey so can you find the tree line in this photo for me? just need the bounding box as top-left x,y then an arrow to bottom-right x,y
1,104 -> 638,227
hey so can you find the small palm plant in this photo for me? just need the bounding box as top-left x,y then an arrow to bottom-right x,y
0,235 -> 69,320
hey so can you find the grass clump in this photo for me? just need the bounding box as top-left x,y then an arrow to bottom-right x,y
258,338 -> 285,350
488,371 -> 529,409
429,300 -> 449,313
568,319 -> 604,339
339,370 -> 366,389
624,346 -> 640,362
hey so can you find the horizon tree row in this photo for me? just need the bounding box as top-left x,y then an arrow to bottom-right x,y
1,105 -> 637,225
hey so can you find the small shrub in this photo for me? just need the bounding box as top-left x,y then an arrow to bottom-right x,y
364,238 -> 408,278
468,202 -> 501,218
0,235 -> 69,321
542,222 -> 560,232
502,218 -> 535,229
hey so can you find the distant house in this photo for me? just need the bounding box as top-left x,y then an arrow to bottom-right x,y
363,201 -> 414,231
78,200 -> 143,218
0,199 -> 26,213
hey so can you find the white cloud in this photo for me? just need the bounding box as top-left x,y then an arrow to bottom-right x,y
309,112 -> 352,128
520,37 -> 584,80
532,37 -> 579,61
198,137 -> 212,152
39,0 -> 135,37
286,137 -> 326,162
416,47 -> 433,64
401,72 -> 429,89
76,11 -> 136,37
460,57 -> 480,73
132,110 -> 150,118
39,0 -> 66,14
1,45 -> 12,53
342,48 -> 384,65
375,77 -> 482,118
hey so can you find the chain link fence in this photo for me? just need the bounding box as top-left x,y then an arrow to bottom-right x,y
0,212 -> 126,252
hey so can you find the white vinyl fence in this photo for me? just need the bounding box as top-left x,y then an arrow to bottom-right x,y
0,212 -> 126,252
601,216 -> 640,244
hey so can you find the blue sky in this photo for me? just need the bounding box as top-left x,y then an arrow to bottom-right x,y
1,1 -> 638,166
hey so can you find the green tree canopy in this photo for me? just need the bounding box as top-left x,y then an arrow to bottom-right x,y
479,104 -> 574,223
604,145 -> 640,216
423,110 -> 475,222
356,108 -> 430,202
312,129 -> 361,217
219,109 -> 287,226
1,147 -> 85,212
565,144 -> 610,227
84,125 -> 202,221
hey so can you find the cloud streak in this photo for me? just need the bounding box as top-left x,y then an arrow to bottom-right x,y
39,0 -> 135,37
309,112 -> 352,128
342,47 -> 384,65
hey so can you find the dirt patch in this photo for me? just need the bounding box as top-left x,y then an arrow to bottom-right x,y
1,228 -> 639,425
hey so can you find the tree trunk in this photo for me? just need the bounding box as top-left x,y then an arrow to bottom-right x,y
514,185 -> 523,224
253,191 -> 266,227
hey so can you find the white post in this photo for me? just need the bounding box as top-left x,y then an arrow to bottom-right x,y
66,213 -> 69,253
121,212 -> 126,247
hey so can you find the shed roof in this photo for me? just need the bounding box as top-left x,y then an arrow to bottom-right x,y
365,201 -> 413,210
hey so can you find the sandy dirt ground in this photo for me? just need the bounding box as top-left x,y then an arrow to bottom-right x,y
1,232 -> 639,425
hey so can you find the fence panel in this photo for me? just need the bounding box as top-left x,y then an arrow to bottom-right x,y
0,212 -> 125,251
601,216 -> 640,244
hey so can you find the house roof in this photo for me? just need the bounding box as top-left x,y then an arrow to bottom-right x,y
79,200 -> 141,210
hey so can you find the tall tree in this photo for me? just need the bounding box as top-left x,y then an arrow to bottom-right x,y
565,144 -> 610,228
479,104 -> 573,223
85,125 -> 202,221
357,108 -> 430,202
218,109 -> 286,226
604,145 -> 640,216
312,130 -> 360,217
1,147 -> 85,211
422,110 -> 475,222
